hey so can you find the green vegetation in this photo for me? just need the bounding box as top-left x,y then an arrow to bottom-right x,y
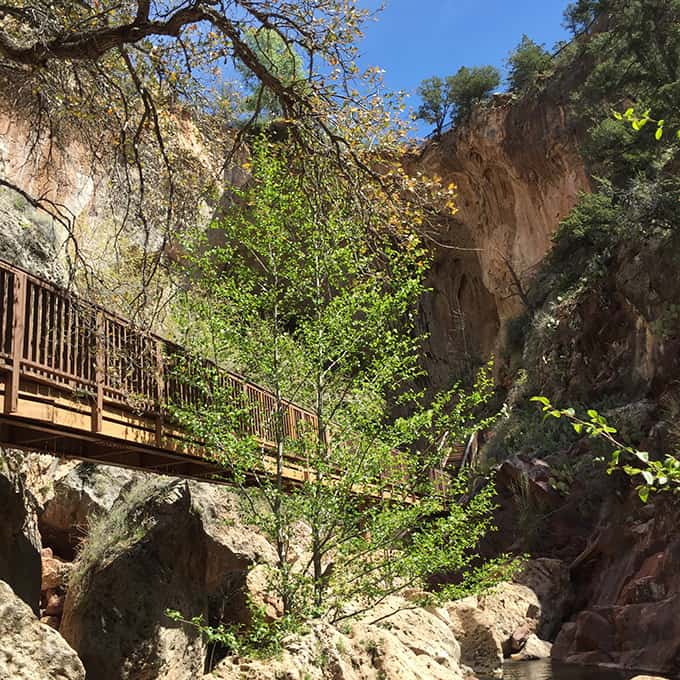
235,28 -> 306,121
507,36 -> 553,93
168,137 -> 510,643
416,65 -> 500,133
533,398 -> 680,503
416,77 -> 454,137
447,66 -> 501,123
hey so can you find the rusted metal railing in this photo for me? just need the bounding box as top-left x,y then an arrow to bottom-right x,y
0,259 -> 317,451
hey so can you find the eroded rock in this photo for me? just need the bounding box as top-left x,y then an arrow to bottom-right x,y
209,599 -> 468,680
39,462 -> 142,558
0,450 -> 42,613
447,598 -> 503,678
510,634 -> 552,660
61,477 -> 279,680
0,579 -> 85,680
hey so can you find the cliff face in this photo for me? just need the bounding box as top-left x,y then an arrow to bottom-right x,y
413,93 -> 590,388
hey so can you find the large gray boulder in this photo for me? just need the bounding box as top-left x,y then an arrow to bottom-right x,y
61,477 -> 277,680
0,450 -> 43,613
39,462 -> 141,558
0,579 -> 85,680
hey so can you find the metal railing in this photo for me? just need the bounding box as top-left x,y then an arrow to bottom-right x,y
0,258 -> 317,450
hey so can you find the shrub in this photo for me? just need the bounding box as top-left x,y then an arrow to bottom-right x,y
507,36 -> 553,93
446,66 -> 500,123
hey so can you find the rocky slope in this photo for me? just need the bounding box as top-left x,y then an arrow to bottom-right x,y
0,449 -> 564,680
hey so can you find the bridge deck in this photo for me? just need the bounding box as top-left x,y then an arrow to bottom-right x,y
0,259 -> 453,495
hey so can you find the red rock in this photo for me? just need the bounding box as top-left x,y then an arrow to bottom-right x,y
41,553 -> 72,591
40,615 -> 61,629
44,590 -> 66,616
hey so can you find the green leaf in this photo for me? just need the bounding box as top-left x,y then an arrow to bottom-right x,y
634,450 -> 649,463
655,127 -> 663,140
641,470 -> 655,486
638,486 -> 650,503
612,111 -> 623,121
572,423 -> 583,434
530,396 -> 550,406
587,409 -> 599,419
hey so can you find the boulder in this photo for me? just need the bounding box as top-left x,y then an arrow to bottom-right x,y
447,598 -> 503,678
61,477 -> 279,680
41,547 -> 72,591
477,557 -> 572,650
0,451 -> 42,612
39,461 -> 142,557
510,634 -> 552,660
189,481 -> 278,626
209,599 -> 468,680
0,580 -> 85,680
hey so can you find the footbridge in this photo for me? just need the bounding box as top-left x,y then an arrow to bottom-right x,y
0,259 -> 321,483
0,259 -> 454,491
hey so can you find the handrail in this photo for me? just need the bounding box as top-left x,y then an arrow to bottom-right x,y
0,257 -> 317,450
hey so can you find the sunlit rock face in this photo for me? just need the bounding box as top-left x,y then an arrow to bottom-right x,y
410,92 -> 589,388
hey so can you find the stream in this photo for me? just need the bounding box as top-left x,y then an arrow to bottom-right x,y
502,659 -> 643,680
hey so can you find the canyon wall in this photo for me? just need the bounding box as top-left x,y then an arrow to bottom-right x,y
413,92 -> 589,388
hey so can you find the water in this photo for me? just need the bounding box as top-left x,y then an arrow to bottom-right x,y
502,659 -> 642,680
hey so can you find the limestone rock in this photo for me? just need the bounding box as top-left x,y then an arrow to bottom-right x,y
477,557 -> 572,651
0,580 -> 85,680
510,634 -> 552,660
0,451 -> 42,613
61,477 -> 279,680
209,601 -> 468,680
414,94 -> 589,388
39,461 -> 142,557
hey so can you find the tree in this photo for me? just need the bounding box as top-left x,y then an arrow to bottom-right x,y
415,76 -> 453,137
507,36 -> 553,93
446,65 -> 500,123
169,138 -> 506,630
0,0 -> 411,297
235,28 -> 305,121
563,0 -> 600,35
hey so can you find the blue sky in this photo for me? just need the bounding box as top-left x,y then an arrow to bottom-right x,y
356,0 -> 571,133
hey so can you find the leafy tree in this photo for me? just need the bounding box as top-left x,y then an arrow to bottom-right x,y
169,138 -> 508,629
446,65 -> 500,123
533,397 -> 680,503
415,76 -> 453,137
507,36 -> 553,93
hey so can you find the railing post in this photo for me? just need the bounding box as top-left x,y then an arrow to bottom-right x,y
155,340 -> 165,447
5,272 -> 26,414
91,310 -> 104,433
